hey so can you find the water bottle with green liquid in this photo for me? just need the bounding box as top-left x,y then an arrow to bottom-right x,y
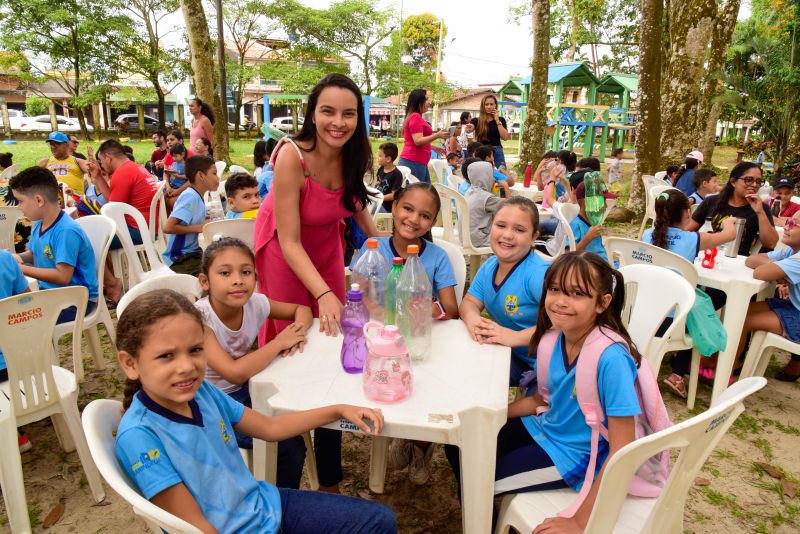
583,170 -> 606,226
384,257 -> 403,325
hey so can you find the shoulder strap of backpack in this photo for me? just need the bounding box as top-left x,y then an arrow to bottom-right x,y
534,329 -> 560,415
558,326 -> 628,519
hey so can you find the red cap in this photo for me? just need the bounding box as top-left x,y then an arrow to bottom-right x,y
366,239 -> 378,249
393,257 -> 403,265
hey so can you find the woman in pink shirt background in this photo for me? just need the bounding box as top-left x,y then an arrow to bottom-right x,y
397,89 -> 448,183
189,97 -> 215,154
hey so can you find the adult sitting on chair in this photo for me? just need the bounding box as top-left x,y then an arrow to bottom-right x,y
39,131 -> 90,195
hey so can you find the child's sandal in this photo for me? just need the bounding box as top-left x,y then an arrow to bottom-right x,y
663,374 -> 687,399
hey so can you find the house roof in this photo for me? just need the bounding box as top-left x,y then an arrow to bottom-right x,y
596,72 -> 638,94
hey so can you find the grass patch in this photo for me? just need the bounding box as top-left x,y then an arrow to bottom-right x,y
761,418 -> 800,436
731,413 -> 762,438
754,438 -> 775,460
701,488 -> 753,520
28,503 -> 42,528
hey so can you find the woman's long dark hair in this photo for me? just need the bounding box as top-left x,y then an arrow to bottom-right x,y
253,138 -> 277,170
295,73 -> 370,213
714,161 -> 762,217
405,89 -> 427,116
557,150 -> 578,172
651,189 -> 690,249
529,252 -> 641,366
192,97 -> 216,125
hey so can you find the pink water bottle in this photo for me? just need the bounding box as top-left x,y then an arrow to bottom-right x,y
362,322 -> 413,403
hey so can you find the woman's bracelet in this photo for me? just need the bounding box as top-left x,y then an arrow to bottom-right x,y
315,289 -> 333,300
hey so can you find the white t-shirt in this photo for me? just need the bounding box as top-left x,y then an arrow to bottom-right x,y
196,293 -> 270,393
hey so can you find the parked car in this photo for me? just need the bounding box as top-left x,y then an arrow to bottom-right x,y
18,115 -> 94,133
508,123 -> 521,135
270,116 -> 304,132
0,109 -> 30,130
113,113 -> 165,132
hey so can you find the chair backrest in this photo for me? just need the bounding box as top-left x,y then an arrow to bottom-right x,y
605,237 -> 698,287
397,165 -> 418,186
0,205 -> 23,251
654,170 -> 667,182
0,163 -> 20,180
74,215 -> 116,298
618,264 -> 695,370
228,164 -> 248,175
101,202 -> 166,283
149,181 -> 168,249
116,273 -> 203,317
81,400 -> 204,534
584,377 -> 767,533
434,182 -> 487,253
429,159 -> 451,184
365,185 -> 384,220
201,218 -> 256,251
446,172 -> 464,190
552,202 -> 580,255
0,286 -> 87,418
433,237 -> 467,305
433,183 -> 459,244
214,160 -> 226,178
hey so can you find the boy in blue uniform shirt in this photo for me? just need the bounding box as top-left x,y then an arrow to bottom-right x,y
163,155 -> 219,275
10,166 -> 98,323
224,172 -> 261,219
567,181 -> 608,261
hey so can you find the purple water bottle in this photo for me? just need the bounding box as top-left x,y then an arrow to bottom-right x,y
341,283 -> 370,373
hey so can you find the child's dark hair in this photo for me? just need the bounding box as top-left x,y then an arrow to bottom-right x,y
169,143 -> 187,157
651,189 -> 690,249
0,152 -> 13,168
674,156 -> 701,184
666,164 -> 680,176
692,169 -> 716,191
577,157 -> 600,172
253,138 -> 277,170
611,148 -> 624,158
201,236 -> 255,277
715,161 -> 762,214
557,150 -> 578,172
379,142 -> 398,162
122,145 -> 136,161
392,182 -> 441,242
186,155 -> 215,183
8,166 -> 59,202
466,142 -> 482,157
446,152 -> 460,163
224,172 -> 258,197
543,150 -> 557,160
196,137 -> 213,157
168,129 -> 185,141
117,290 -> 204,410
529,252 -> 641,366
497,196 -> 540,237
475,145 -> 494,161
461,157 -> 481,183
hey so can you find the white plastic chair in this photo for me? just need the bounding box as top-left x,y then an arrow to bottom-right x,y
618,264 -> 695,372
0,205 -> 23,251
397,165 -> 418,186
101,202 -> 173,288
0,163 -> 20,180
638,184 -> 675,239
654,170 -> 667,182
433,237 -> 467,305
52,215 -> 116,382
548,202 -> 580,257
117,273 -> 203,317
494,377 -> 767,534
0,286 -> 105,534
149,181 -> 168,253
432,183 -> 492,279
201,218 -> 256,251
365,185 -> 384,222
81,399 -> 204,534
228,164 -> 248,175
214,160 -> 226,178
739,332 -> 800,380
429,159 -> 451,184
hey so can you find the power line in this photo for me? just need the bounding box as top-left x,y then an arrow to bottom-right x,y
446,52 -> 530,69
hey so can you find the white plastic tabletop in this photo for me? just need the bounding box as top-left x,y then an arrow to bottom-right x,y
510,182 -> 543,202
694,254 -> 773,404
250,318 -> 510,534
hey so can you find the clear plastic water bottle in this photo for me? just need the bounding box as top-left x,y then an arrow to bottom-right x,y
583,170 -> 605,226
340,283 -> 369,373
396,244 -> 432,362
205,191 -> 225,221
384,257 -> 404,325
351,238 -> 390,319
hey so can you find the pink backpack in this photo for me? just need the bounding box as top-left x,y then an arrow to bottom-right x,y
535,326 -> 672,518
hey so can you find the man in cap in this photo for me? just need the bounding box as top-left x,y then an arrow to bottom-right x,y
771,176 -> 800,226
38,131 -> 89,195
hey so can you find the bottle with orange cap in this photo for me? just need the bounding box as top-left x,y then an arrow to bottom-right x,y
351,238 -> 390,318
396,244 -> 432,361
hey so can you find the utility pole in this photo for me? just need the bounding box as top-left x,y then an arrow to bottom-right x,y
431,19 -> 444,129
215,0 -> 230,129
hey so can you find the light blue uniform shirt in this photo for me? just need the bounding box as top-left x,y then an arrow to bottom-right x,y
458,181 -> 471,196
522,336 -> 640,489
169,161 -> 187,189
768,248 -> 800,311
569,215 -> 608,261
642,226 -> 700,263
689,192 -> 704,205
116,381 -> 282,534
467,251 -> 549,367
163,187 -> 205,266
0,250 -> 29,372
256,164 -> 274,200
349,237 -> 456,297
29,211 -> 98,300
225,210 -> 244,219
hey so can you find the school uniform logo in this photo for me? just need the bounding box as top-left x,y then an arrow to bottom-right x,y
43,245 -> 54,260
131,449 -> 162,472
505,294 -> 520,316
219,419 -> 231,443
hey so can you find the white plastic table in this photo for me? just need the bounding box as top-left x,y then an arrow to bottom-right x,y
693,255 -> 774,406
510,182 -> 543,202
250,319 -> 510,534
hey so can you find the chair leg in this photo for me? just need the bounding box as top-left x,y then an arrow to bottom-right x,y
50,412 -> 77,452
0,418 -> 31,534
302,431 -> 319,491
740,331 -> 768,379
60,396 -> 105,503
368,435 -> 388,494
637,216 -> 649,240
493,495 -> 515,534
469,255 -> 481,281
687,349 -> 701,410
86,325 -> 107,372
71,325 -> 85,383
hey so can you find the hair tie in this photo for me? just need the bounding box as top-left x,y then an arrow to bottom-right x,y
611,273 -> 617,294
657,192 -> 670,200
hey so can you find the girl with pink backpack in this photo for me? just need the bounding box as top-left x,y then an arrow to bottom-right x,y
483,252 -> 668,532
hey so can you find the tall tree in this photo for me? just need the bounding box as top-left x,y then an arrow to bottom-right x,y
631,0 -> 664,214
659,0 -> 716,164
0,0 -> 130,137
521,0 -> 551,170
268,0 -> 394,95
180,0 -> 229,161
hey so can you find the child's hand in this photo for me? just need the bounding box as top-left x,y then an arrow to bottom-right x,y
338,405 -> 384,435
274,322 -> 307,356
463,314 -> 484,343
473,317 -> 517,347
720,216 -> 737,238
293,305 -> 313,331
533,515 -> 584,533
12,254 -> 23,265
586,224 -> 603,241
777,282 -> 789,300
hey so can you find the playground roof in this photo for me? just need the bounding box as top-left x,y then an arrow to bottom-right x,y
519,62 -> 599,87
496,78 -> 527,97
596,72 -> 638,94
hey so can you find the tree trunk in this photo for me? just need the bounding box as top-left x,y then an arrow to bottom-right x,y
631,0 -> 664,215
697,0 -> 740,163
520,0 -> 550,169
153,78 -> 167,131
566,0 -> 578,61
659,0 -> 716,164
181,0 -> 229,161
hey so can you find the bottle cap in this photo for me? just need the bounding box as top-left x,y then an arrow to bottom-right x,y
351,283 -> 360,291
366,239 -> 378,249
392,257 -> 403,265
347,283 -> 362,301
407,244 -> 419,254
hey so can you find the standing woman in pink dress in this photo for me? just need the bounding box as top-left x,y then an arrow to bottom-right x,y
254,73 -> 380,492
189,97 -> 215,155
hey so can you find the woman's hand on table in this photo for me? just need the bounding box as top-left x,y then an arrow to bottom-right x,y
317,291 -> 342,336
472,317 -> 517,346
338,405 -> 384,435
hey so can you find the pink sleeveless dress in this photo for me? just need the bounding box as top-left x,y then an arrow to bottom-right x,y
254,139 -> 353,343
189,118 -> 209,149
